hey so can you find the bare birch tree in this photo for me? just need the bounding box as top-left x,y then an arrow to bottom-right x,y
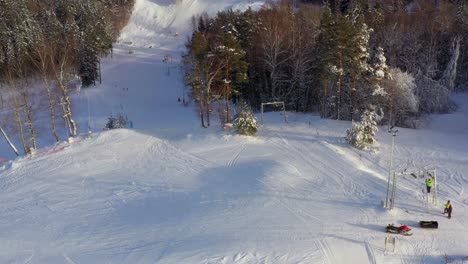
4,71 -> 30,154
50,40 -> 78,137
30,37 -> 61,142
257,5 -> 292,99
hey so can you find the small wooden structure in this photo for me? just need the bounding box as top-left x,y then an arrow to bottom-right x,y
384,236 -> 397,253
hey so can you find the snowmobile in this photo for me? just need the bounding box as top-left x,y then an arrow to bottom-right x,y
385,224 -> 413,236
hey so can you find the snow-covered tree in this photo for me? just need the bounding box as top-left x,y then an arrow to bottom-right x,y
316,5 -> 374,121
233,101 -> 257,136
440,36 -> 461,90
185,11 -> 249,127
347,22 -> 373,121
415,73 -> 456,114
215,29 -> 248,123
381,67 -> 418,126
372,46 -> 391,97
184,30 -> 227,128
104,113 -> 128,130
346,107 -> 378,150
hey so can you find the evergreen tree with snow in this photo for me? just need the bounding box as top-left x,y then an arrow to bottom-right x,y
104,113 -> 128,130
75,0 -> 113,87
372,46 -> 391,97
233,101 -> 257,136
346,106 -> 378,150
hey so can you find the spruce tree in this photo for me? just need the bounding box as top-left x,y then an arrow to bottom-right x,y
346,106 -> 378,150
372,46 -> 391,97
233,101 -> 258,136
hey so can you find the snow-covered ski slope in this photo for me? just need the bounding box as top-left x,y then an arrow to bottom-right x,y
1,0 -> 468,263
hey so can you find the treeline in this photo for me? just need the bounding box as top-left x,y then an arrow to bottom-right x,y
184,0 -> 468,128
0,0 -> 134,155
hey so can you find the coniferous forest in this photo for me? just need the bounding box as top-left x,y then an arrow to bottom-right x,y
184,0 -> 468,129
0,0 -> 134,154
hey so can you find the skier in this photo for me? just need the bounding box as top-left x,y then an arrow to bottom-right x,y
444,201 -> 453,219
426,178 -> 433,193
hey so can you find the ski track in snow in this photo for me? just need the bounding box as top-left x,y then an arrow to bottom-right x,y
315,239 -> 334,264
23,253 -> 34,264
364,241 -> 377,264
227,143 -> 246,167
62,253 -> 77,264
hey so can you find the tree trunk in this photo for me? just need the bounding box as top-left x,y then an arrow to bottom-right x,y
12,94 -> 29,155
58,80 -> 77,137
337,49 -> 343,120
199,93 -> 206,128
350,72 -> 356,121
205,99 -> 211,127
30,42 -> 61,143
66,97 -> 78,137
22,90 -> 37,150
99,58 -> 102,84
44,80 -> 60,142
440,36 -> 461,90
225,94 -> 231,124
0,127 -> 20,156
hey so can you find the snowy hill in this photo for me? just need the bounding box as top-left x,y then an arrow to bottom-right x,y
1,0 -> 468,263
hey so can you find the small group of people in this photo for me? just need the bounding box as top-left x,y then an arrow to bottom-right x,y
425,177 -> 453,219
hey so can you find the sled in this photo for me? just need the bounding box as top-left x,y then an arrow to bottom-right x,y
386,224 -> 413,236
419,221 -> 438,229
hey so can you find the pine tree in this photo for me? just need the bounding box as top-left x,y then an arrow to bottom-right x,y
185,30 -> 229,128
316,4 -> 362,120
233,101 -> 258,136
215,29 -> 248,123
346,106 -> 378,150
104,113 -> 128,130
76,0 -> 113,87
347,22 -> 373,121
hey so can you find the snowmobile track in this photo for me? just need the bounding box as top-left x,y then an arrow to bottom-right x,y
227,143 -> 245,167
364,241 -> 376,264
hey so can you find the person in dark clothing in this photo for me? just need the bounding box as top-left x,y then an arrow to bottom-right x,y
443,200 -> 451,214
447,203 -> 453,219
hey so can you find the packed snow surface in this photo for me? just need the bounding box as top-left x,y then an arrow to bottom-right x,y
1,0 -> 468,263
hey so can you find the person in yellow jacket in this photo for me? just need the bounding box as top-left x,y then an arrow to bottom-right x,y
443,200 -> 453,219
426,178 -> 433,193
